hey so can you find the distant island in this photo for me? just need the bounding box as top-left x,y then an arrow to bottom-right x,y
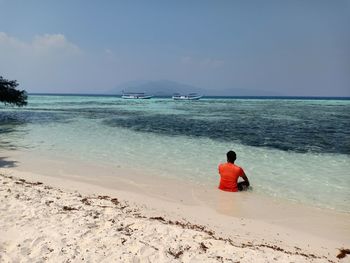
107,80 -> 282,97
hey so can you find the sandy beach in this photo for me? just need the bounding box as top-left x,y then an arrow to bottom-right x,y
1,151 -> 349,262
0,173 -> 342,263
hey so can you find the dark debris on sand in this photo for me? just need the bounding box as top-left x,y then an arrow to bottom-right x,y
168,248 -> 184,259
15,178 -> 43,186
81,197 -> 91,206
63,206 -> 78,211
200,242 -> 209,252
110,198 -> 119,205
337,248 -> 350,259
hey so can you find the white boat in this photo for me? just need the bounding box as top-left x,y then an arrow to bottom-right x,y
121,92 -> 153,99
172,93 -> 202,100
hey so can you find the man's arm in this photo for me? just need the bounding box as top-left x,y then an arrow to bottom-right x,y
241,172 -> 250,187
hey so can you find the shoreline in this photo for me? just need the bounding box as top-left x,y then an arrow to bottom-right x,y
1,150 -> 349,261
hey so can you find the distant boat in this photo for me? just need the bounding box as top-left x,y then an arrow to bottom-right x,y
121,92 -> 153,99
172,93 -> 202,100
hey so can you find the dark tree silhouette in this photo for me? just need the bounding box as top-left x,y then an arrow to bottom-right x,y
0,76 -> 27,106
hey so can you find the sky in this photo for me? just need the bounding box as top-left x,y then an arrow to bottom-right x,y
0,0 -> 349,96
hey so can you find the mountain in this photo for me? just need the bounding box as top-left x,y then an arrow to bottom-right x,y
107,80 -> 204,96
107,80 -> 282,96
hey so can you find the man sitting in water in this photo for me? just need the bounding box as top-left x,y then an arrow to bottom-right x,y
218,150 -> 250,192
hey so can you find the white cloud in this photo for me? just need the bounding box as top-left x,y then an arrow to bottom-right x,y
0,32 -> 26,49
32,34 -> 81,54
0,32 -> 84,93
0,32 -> 81,57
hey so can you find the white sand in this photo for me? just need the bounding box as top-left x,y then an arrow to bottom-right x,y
0,172 -> 347,263
0,150 -> 349,262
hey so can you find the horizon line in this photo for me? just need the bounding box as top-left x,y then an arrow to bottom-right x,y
27,92 -> 350,99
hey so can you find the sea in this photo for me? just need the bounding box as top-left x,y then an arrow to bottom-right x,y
1,95 -> 349,213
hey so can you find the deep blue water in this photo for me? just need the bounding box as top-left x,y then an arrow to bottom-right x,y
1,95 -> 350,155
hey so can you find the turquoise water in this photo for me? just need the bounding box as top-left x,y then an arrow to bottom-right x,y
1,95 -> 349,212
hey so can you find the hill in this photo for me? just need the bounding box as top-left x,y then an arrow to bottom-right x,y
107,80 -> 282,96
107,80 -> 204,96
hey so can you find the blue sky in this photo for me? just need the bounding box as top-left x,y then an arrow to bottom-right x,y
0,0 -> 349,96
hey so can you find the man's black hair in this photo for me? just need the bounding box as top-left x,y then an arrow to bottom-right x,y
227,150 -> 236,163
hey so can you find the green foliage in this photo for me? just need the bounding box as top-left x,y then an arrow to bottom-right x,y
0,76 -> 27,106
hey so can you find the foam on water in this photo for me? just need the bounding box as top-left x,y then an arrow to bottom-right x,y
1,95 -> 349,212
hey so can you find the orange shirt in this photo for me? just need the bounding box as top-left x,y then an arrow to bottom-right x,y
218,162 -> 244,192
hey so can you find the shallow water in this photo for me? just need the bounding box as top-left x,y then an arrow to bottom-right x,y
1,95 -> 349,212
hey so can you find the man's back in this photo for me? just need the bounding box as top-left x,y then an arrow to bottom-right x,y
218,162 -> 244,192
